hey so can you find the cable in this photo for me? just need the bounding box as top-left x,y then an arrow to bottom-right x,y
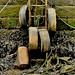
41,0 -> 75,29
47,0 -> 75,29
56,14 -> 75,29
0,0 -> 10,13
47,0 -> 75,14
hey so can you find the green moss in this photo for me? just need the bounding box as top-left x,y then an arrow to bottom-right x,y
57,18 -> 75,30
70,32 -> 74,37
0,18 -> 20,28
57,19 -> 70,30
2,18 -> 9,28
9,18 -> 20,28
72,22 -> 75,27
0,0 -> 28,5
0,5 -> 21,17
55,7 -> 75,18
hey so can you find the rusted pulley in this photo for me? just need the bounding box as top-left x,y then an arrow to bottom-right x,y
14,47 -> 29,68
29,27 -> 38,51
48,8 -> 56,31
19,5 -> 28,26
39,29 -> 50,52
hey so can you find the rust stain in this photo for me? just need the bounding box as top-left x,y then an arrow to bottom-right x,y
29,27 -> 38,51
39,29 -> 50,52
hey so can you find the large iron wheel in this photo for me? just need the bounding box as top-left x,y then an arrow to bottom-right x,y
48,8 -> 56,31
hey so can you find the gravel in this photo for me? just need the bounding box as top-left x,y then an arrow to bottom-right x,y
0,29 -> 74,75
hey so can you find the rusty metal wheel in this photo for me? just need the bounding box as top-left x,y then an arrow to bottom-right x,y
29,27 -> 38,51
19,5 -> 28,27
39,29 -> 50,52
48,8 -> 56,31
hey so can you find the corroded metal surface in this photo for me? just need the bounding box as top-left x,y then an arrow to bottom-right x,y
14,47 -> 29,68
45,0 -> 48,29
28,0 -> 31,26
28,0 -> 48,27
39,29 -> 50,52
29,27 -> 38,50
48,8 -> 56,31
19,5 -> 28,26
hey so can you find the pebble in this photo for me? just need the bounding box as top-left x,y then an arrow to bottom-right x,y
0,29 -> 74,74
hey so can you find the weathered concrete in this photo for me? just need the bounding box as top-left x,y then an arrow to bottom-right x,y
48,0 -> 75,6
55,6 -> 75,18
0,0 -> 27,5
0,0 -> 75,5
0,5 -> 75,18
0,0 -> 75,6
